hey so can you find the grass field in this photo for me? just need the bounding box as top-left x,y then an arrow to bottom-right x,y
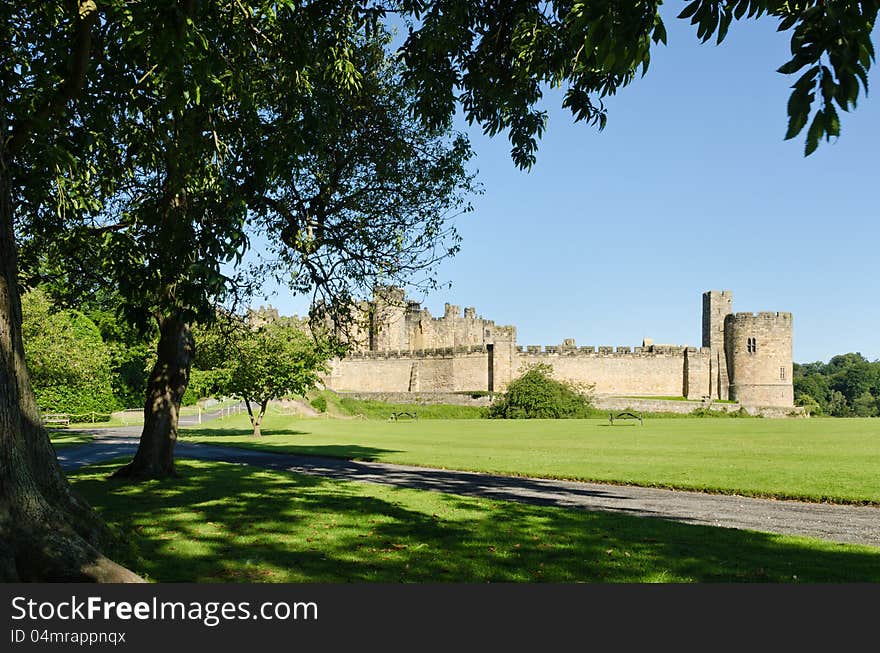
49,430 -> 94,449
69,459 -> 880,582
182,415 -> 880,504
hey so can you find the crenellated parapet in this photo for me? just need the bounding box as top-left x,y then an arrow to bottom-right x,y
517,344 -> 709,357
345,344 -> 490,360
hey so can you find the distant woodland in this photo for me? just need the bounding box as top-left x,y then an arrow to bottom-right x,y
794,354 -> 880,416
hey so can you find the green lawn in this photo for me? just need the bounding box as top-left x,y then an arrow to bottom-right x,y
69,459 -> 880,583
49,430 -> 94,449
182,415 -> 880,504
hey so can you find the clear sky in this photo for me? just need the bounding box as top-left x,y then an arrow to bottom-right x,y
255,9 -> 880,364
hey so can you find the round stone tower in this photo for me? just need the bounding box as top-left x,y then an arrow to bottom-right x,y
724,312 -> 793,407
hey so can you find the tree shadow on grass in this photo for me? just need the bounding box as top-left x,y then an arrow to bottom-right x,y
69,459 -> 880,583
178,442 -> 401,463
181,427 -> 311,438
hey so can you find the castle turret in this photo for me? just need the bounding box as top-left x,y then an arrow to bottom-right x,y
702,290 -> 733,400
725,311 -> 794,407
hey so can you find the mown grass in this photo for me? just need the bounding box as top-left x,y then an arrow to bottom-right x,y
329,394 -> 756,420
337,397 -> 486,419
182,415 -> 880,504
49,429 -> 94,449
69,459 -> 880,583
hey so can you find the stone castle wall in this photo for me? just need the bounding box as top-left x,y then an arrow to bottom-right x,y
321,288 -> 795,408
326,343 -> 709,397
515,345 -> 709,398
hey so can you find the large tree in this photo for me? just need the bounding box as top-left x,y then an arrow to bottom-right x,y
48,10 -> 473,480
19,3 -> 386,480
1,1 -> 141,581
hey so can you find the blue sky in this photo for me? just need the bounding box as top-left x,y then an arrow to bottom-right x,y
257,9 -> 880,364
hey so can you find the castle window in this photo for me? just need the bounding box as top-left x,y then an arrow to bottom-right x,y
780,367 -> 786,381
747,337 -> 757,354
485,329 -> 490,338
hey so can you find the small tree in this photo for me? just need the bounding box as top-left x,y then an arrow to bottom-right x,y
489,363 -> 594,419
207,320 -> 332,437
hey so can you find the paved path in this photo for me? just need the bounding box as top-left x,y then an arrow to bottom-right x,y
57,429 -> 880,548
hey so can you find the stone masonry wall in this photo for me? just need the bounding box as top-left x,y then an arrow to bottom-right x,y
328,345 -> 706,397
703,290 -> 733,400
517,347 -> 695,396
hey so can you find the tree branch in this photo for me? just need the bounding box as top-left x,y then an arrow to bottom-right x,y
7,1 -> 99,154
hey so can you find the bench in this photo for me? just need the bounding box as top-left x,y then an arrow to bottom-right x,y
389,411 -> 418,421
43,413 -> 71,426
609,411 -> 642,425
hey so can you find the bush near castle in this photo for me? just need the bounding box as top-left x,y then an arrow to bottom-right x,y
488,363 -> 594,419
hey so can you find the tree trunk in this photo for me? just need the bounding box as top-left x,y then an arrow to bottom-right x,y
244,398 -> 262,437
0,160 -> 142,582
113,316 -> 194,480
252,403 -> 267,438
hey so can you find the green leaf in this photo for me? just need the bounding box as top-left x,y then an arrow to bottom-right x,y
717,10 -> 733,45
804,110 -> 823,155
777,15 -> 798,32
778,57 -> 807,75
678,1 -> 701,20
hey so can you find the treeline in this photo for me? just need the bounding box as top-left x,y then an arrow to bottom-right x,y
794,353 -> 880,417
23,286 -> 329,423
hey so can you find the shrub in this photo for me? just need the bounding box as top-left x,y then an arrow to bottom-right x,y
22,289 -> 117,415
690,406 -> 754,418
488,363 -> 594,419
795,393 -> 821,416
310,395 -> 328,413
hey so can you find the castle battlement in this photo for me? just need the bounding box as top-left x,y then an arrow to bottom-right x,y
345,344 -> 490,360
732,311 -> 792,321
514,344 -> 710,357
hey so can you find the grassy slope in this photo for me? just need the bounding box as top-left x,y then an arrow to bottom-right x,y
182,415 -> 880,504
70,459 -> 880,583
337,397 -> 485,419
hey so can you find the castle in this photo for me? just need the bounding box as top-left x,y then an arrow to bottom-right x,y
324,288 -> 794,408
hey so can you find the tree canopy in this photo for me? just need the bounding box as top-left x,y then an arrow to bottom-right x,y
397,1 -> 877,167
